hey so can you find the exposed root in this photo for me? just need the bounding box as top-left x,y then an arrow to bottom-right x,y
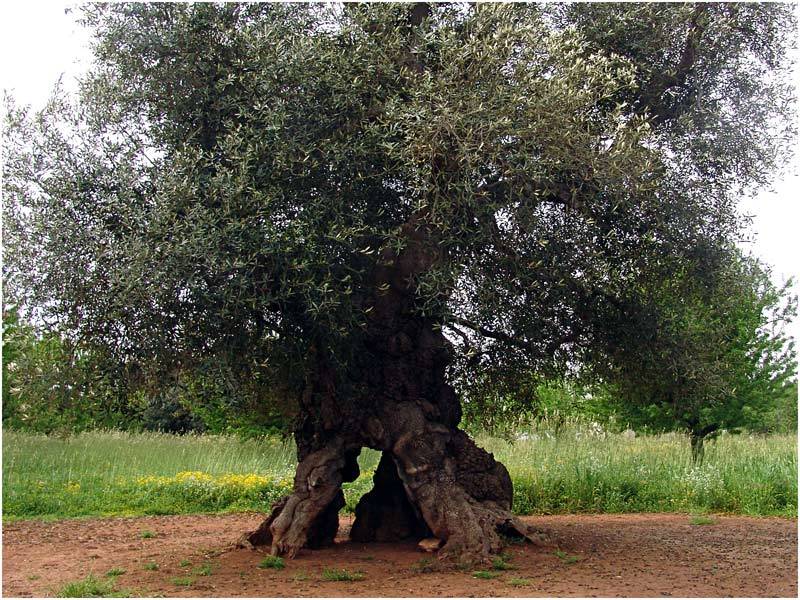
236,496 -> 288,549
238,402 -> 551,565
384,404 -> 544,565
237,441 -> 352,558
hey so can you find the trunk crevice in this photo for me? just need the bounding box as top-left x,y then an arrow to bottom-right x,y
351,452 -> 431,542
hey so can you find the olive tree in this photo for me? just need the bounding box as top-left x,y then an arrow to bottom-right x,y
3,3 -> 795,563
599,253 -> 797,463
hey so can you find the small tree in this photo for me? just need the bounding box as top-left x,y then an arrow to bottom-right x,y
604,254 -> 797,463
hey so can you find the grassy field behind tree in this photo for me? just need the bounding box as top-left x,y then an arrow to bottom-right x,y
3,426 -> 795,522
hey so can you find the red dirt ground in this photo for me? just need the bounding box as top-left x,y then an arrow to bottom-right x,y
2,513 -> 797,597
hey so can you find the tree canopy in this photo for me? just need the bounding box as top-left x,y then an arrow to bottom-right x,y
5,3 -> 795,394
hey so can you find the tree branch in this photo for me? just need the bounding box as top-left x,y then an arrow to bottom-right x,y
640,3 -> 709,125
447,315 -> 580,359
447,316 -> 539,353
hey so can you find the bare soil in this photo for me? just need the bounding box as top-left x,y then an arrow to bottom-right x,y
2,513 -> 796,597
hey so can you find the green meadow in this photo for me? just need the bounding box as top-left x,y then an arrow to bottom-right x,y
2,428 -> 796,521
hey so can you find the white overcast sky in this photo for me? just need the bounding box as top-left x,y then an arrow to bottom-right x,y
2,1 -> 799,339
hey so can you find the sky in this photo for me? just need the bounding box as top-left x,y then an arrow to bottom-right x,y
2,2 -> 799,340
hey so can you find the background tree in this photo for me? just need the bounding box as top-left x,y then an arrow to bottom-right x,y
3,3 -> 796,563
599,253 -> 797,463
1,305 -> 138,433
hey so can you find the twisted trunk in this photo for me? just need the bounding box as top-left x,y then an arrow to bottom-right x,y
239,214 -> 538,564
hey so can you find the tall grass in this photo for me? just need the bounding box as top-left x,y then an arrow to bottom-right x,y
2,427 -> 795,521
3,430 -> 291,519
476,425 -> 797,516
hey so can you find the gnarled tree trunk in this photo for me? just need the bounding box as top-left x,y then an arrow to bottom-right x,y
238,212 -> 540,565
239,329 -> 537,564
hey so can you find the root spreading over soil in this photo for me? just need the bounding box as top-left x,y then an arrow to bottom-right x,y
3,513 -> 796,597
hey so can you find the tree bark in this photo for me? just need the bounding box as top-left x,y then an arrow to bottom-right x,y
690,433 -> 705,465
238,211 -> 540,565
689,424 -> 718,465
238,315 -> 540,564
239,346 -> 538,563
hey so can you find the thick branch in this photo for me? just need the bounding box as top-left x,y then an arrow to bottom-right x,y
448,316 -> 577,358
639,3 -> 709,124
448,316 -> 540,354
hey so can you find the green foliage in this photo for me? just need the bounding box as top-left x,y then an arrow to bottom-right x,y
2,306 -> 292,437
599,254 -> 797,459
133,360 -> 294,437
4,3 -> 796,426
561,2 -> 796,187
1,306 -> 24,417
461,378 -> 620,437
459,258 -> 797,445
760,382 -> 798,434
1,307 -> 137,434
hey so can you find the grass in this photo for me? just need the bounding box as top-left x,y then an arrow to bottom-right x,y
139,530 -> 155,539
554,549 -> 581,564
2,428 -> 796,521
477,428 -> 797,517
1,430 -> 303,521
170,576 -> 194,587
689,514 -> 716,525
321,568 -> 365,581
178,559 -> 192,568
491,556 -> 516,571
509,577 -> 532,587
105,568 -> 126,577
258,555 -> 285,570
142,562 -> 159,571
57,574 -> 129,598
472,570 -> 498,579
192,563 -> 213,576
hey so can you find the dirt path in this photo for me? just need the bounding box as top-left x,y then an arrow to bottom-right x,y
2,513 -> 796,597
